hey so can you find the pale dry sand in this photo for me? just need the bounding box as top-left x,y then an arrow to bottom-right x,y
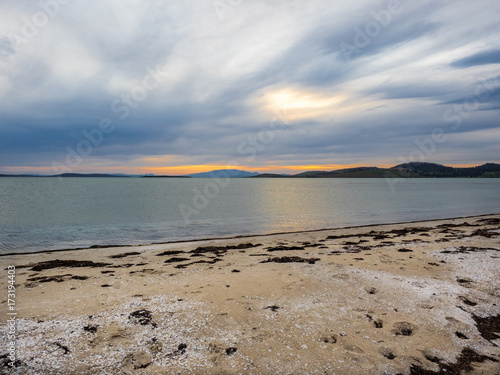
1,214 -> 499,374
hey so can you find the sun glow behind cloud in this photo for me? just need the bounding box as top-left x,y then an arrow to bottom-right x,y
259,87 -> 386,122
259,88 -> 350,120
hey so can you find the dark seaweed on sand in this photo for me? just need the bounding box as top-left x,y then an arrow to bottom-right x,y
109,252 -> 141,259
266,245 -> 305,252
261,256 -> 320,264
164,257 -> 190,263
190,243 -> 261,255
156,250 -> 186,256
472,314 -> 500,341
410,347 -> 498,375
28,260 -> 112,272
476,217 -> 500,225
26,274 -> 89,285
166,343 -> 188,357
398,248 -> 413,252
174,258 -> 223,269
468,228 -> 498,238
129,309 -> 156,327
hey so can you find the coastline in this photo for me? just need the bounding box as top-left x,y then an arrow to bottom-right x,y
1,214 -> 499,374
1,212 -> 499,257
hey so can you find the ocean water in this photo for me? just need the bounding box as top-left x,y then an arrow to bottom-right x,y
0,177 -> 499,254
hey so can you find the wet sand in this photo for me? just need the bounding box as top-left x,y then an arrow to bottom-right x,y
1,214 -> 499,374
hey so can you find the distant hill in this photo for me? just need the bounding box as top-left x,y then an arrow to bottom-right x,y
187,169 -> 259,178
389,162 -> 500,178
1,163 -> 499,179
252,163 -> 500,178
53,173 -> 130,178
0,173 -> 132,178
141,175 -> 191,178
0,174 -> 43,177
250,173 -> 292,178
108,173 -> 144,178
294,167 -> 384,178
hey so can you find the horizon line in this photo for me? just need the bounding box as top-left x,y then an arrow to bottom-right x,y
1,161 -> 498,177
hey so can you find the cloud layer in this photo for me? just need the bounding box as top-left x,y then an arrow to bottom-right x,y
1,0 -> 499,174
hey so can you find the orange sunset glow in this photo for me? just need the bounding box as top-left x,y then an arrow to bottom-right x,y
1,162 -> 489,176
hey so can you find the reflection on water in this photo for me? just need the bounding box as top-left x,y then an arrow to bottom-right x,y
0,177 -> 499,253
253,179 -> 321,232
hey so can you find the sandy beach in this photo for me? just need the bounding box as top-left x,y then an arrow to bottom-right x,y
1,214 -> 499,374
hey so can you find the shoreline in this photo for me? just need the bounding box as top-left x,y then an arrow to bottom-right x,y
1,212 -> 499,258
1,213 -> 499,374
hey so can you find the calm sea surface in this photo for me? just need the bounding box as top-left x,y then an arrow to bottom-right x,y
0,177 -> 499,254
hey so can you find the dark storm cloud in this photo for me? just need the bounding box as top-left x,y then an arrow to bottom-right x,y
451,49 -> 500,68
439,86 -> 500,110
365,83 -> 452,100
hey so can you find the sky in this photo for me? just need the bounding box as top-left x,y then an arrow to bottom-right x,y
0,0 -> 499,175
